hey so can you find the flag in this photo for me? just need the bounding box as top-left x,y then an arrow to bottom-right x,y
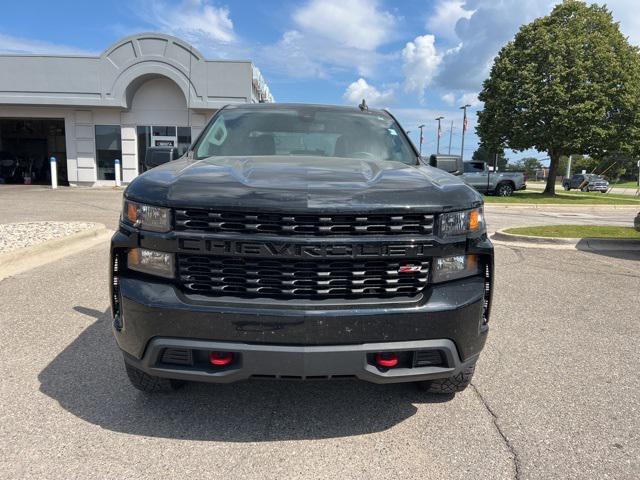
437,123 -> 442,138
463,114 -> 468,133
419,133 -> 424,145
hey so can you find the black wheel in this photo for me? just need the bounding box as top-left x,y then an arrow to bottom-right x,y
581,186 -> 589,192
124,361 -> 184,393
416,360 -> 477,394
564,184 -> 570,191
495,182 -> 514,197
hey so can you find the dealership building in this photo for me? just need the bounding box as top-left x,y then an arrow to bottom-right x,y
0,33 -> 273,186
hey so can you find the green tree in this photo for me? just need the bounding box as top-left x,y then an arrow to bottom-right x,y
477,0 -> 640,194
472,144 -> 508,170
510,157 -> 543,177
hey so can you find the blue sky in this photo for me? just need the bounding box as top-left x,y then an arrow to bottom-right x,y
1,0 -> 638,164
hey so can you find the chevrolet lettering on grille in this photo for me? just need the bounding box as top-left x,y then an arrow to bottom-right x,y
177,238 -> 432,259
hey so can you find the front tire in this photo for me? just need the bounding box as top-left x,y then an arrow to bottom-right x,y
564,184 -> 570,191
125,361 -> 184,393
416,360 -> 477,394
581,186 -> 589,192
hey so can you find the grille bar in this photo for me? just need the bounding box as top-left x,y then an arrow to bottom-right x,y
175,209 -> 435,236
178,255 -> 429,298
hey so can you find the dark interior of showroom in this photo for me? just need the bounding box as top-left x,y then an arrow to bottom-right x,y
0,118 -> 68,185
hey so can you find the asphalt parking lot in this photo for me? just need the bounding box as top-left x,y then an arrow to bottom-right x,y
0,186 -> 638,479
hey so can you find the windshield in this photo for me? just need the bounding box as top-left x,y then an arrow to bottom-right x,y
193,106 -> 417,165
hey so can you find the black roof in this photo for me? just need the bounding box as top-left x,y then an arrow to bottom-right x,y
223,102 -> 389,116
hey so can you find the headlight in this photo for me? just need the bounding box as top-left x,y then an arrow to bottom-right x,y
127,248 -> 175,278
123,200 -> 171,232
439,207 -> 485,237
431,255 -> 480,283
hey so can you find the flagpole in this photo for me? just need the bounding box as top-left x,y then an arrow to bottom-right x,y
435,116 -> 444,154
459,104 -> 471,161
418,124 -> 425,156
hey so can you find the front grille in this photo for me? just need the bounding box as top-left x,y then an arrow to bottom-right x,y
174,209 -> 435,236
177,254 -> 429,298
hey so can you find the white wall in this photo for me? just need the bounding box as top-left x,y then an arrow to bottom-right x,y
0,76 -> 216,187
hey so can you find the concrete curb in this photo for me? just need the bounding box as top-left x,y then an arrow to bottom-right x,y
0,223 -> 113,281
491,229 -> 640,251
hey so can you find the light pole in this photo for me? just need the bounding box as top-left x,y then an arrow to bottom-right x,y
418,124 -> 425,156
435,116 -> 444,154
460,104 -> 471,161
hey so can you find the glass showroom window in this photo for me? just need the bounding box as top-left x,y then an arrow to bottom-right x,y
95,125 -> 122,181
177,127 -> 192,156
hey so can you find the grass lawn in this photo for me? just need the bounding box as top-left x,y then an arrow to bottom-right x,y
613,181 -> 640,189
484,190 -> 640,205
504,225 -> 640,239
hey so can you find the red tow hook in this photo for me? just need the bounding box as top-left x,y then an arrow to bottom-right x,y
375,352 -> 399,368
209,351 -> 233,366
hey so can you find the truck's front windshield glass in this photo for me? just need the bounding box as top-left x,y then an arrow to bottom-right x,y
194,106 -> 417,165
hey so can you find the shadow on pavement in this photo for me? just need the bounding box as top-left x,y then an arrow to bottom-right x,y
575,238 -> 640,261
38,306 -> 452,442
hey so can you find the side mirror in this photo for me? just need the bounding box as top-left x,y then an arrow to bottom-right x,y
427,154 -> 463,176
144,147 -> 179,171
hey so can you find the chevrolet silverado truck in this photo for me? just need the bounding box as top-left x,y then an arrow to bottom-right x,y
110,104 -> 493,395
562,173 -> 609,192
461,160 -> 526,196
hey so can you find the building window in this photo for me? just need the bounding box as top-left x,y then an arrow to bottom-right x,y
152,126 -> 176,137
95,125 -> 122,180
137,126 -> 151,174
177,127 -> 191,156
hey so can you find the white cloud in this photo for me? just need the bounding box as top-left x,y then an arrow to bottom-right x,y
402,35 -> 442,100
459,91 -> 480,107
343,78 -> 394,106
426,0 -> 474,42
441,92 -> 456,105
146,0 -> 236,45
293,0 -> 396,51
435,0 -> 552,90
0,33 -> 95,55
262,30 -> 328,78
263,0 -> 398,78
432,0 -> 640,92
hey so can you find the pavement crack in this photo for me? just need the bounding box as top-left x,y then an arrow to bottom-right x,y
471,383 -> 521,480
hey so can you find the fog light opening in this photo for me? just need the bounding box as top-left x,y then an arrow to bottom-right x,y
375,352 -> 399,368
209,351 -> 233,366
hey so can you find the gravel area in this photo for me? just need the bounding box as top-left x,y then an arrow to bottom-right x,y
0,222 -> 97,255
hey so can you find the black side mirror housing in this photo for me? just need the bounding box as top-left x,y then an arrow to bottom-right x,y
427,154 -> 464,176
144,147 -> 179,171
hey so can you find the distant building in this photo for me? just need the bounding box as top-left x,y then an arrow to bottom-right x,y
0,33 -> 273,186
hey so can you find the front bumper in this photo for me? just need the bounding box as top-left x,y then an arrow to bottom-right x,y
111,227 -> 493,384
123,338 -> 478,384
114,273 -> 489,383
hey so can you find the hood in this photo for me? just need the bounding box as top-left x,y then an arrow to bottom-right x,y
125,155 -> 481,212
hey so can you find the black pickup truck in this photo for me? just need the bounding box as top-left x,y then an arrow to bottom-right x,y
110,104 -> 493,395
